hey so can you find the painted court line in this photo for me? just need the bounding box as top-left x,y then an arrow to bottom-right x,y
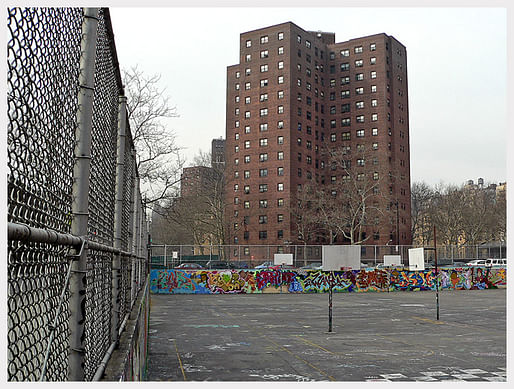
173,339 -> 187,381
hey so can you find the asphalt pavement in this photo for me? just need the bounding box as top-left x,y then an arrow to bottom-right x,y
147,289 -> 506,382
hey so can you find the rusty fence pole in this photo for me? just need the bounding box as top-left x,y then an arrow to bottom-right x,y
68,7 -> 100,381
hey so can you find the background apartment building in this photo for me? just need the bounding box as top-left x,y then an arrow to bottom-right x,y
225,22 -> 412,247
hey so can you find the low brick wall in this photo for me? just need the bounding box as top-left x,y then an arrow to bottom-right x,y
150,267 -> 506,294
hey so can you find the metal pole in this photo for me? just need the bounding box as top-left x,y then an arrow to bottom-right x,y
328,272 -> 333,332
111,95 -> 128,348
434,225 -> 440,321
68,7 -> 99,381
164,244 -> 167,269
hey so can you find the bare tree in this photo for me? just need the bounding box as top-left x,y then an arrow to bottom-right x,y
411,181 -> 434,246
122,66 -> 183,207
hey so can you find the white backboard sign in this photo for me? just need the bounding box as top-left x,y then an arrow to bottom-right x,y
172,251 -> 178,259
383,255 -> 401,266
322,245 -> 361,271
274,253 -> 293,265
408,248 -> 425,271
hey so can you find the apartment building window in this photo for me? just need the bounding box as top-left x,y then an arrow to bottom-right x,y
278,32 -> 284,40
297,78 -> 302,87
371,99 -> 378,107
357,173 -> 364,181
278,121 -> 284,129
244,201 -> 250,209
259,138 -> 268,147
234,145 -> 239,153
356,87 -> 364,95
244,155 -> 250,163
277,183 -> 284,191
260,123 -> 268,132
244,170 -> 250,178
278,90 -> 284,99
306,156 -> 312,165
341,76 -> 350,85
356,101 -> 364,109
244,140 -> 250,149
234,108 -> 240,116
329,79 -> 336,87
260,93 -> 268,102
244,185 -> 250,194
260,49 -> 269,58
259,231 -> 267,240
306,40 -> 311,48
278,105 -> 284,114
235,96 -> 240,103
372,128 -> 378,136
235,83 -> 240,91
259,199 -> 268,208
234,171 -> 239,178
330,119 -> 336,128
357,129 -> 365,137
356,73 -> 364,81
373,172 -> 379,180
246,39 -> 251,48
260,35 -> 268,44
245,54 -> 251,62
235,121 -> 240,128
277,198 -> 284,207
260,108 -> 268,116
277,151 -> 284,160
278,46 -> 284,54
245,111 -> 250,119
355,59 -> 363,67
234,158 -> 239,166
245,125 -> 250,134
260,64 -> 268,72
277,167 -> 284,176
341,62 -> 349,71
297,137 -> 302,146
356,115 -> 364,123
370,43 -> 376,51
244,97 -> 250,105
372,113 -> 378,121
260,79 -> 268,87
371,85 -> 377,93
371,71 -> 377,79
342,131 -> 351,140
357,158 -> 365,167
341,103 -> 350,113
259,184 -> 268,193
370,57 -> 376,65
297,34 -> 301,43
278,75 -> 284,84
342,118 -> 351,126
341,49 -> 350,57
259,168 -> 268,177
245,82 -> 251,90
341,90 -> 350,99
259,215 -> 268,224
259,153 -> 268,162
372,142 -> 379,150
277,136 -> 284,144
278,61 -> 284,69
354,46 -> 363,53
245,68 -> 251,76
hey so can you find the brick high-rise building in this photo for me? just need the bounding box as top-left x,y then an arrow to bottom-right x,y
225,22 -> 412,247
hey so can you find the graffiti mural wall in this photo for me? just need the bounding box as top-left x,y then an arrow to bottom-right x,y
150,268 -> 506,295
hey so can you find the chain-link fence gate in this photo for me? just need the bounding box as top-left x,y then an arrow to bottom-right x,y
7,7 -> 149,381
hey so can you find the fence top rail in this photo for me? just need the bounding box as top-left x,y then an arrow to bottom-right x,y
8,221 -> 138,258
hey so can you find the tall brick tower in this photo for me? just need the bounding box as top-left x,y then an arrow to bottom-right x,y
225,22 -> 411,247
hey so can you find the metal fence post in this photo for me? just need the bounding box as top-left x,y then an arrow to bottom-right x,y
111,94 -> 128,348
68,7 -> 99,381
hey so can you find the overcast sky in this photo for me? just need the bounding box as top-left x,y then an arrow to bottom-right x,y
108,5 -> 507,187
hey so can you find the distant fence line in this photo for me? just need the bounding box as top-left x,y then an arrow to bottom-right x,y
7,8 -> 149,381
149,243 -> 507,268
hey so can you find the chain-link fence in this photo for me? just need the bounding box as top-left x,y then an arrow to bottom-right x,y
149,243 -> 507,269
7,7 -> 149,381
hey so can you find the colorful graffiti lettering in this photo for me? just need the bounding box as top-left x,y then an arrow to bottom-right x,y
149,267 -> 506,295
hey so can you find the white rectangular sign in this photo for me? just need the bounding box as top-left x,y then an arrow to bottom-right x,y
408,248 -> 425,271
383,255 -> 401,266
322,245 -> 361,271
274,253 -> 293,265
